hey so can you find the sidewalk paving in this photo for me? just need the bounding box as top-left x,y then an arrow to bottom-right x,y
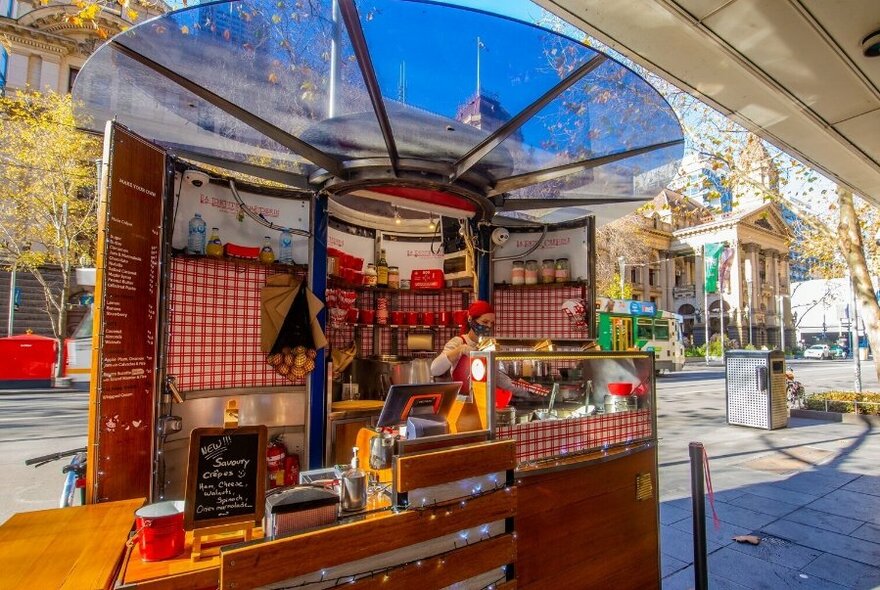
659,411 -> 880,589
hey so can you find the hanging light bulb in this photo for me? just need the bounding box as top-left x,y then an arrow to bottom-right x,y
394,207 -> 402,225
428,213 -> 436,231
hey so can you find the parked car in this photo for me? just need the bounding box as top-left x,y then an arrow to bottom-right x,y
829,345 -> 848,359
803,344 -> 832,360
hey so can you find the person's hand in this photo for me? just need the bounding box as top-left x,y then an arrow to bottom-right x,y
458,343 -> 472,357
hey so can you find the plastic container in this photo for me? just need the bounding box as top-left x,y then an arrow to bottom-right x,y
187,213 -> 206,255
524,260 -> 539,285
388,266 -> 400,289
555,258 -> 570,282
541,259 -> 556,283
278,230 -> 294,264
511,261 -> 525,285
259,236 -> 275,264
364,263 -> 377,287
205,227 -> 223,258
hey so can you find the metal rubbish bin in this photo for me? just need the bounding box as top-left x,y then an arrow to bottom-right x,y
725,350 -> 788,429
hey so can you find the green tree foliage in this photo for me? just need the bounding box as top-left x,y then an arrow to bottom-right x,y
0,91 -> 101,376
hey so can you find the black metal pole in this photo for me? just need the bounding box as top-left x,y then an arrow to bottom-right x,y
689,442 -> 709,590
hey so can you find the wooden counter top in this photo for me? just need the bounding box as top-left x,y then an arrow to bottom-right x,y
330,400 -> 384,412
0,498 -> 144,590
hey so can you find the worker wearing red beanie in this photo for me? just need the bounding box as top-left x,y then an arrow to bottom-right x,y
431,299 -> 540,399
431,299 -> 498,385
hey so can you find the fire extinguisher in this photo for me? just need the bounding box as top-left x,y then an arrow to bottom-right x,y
266,440 -> 287,490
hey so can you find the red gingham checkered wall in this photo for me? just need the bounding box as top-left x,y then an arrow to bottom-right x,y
493,284 -> 588,341
325,288 -> 472,358
167,257 -> 308,392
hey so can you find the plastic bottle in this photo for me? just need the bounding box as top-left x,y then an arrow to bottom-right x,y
259,236 -> 275,265
205,227 -> 223,258
187,213 -> 206,255
340,446 -> 366,512
278,230 -> 294,264
376,249 -> 389,288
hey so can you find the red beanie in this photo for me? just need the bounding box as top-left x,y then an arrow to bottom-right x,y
468,300 -> 494,319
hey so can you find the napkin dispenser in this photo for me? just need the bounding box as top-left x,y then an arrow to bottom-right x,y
264,486 -> 339,538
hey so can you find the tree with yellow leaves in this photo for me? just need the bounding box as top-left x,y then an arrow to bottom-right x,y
0,90 -> 101,379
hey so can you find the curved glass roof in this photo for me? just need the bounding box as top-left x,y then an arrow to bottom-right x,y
73,0 -> 684,224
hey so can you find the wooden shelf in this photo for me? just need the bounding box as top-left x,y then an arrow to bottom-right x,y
328,276 -> 471,294
171,252 -> 307,273
493,281 -> 587,290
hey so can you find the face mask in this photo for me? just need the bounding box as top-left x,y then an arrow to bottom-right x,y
469,317 -> 492,337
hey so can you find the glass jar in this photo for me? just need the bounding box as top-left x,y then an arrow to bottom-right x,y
524,260 -> 539,285
555,258 -> 570,282
363,263 -> 377,287
541,259 -> 555,283
511,261 -> 525,285
388,266 -> 400,289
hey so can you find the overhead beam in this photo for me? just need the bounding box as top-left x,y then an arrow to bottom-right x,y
110,40 -> 345,178
338,0 -> 400,176
489,138 -> 683,196
169,148 -> 313,192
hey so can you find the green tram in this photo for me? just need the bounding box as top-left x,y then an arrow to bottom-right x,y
595,298 -> 685,373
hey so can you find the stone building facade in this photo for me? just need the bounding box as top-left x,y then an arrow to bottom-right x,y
625,190 -> 795,348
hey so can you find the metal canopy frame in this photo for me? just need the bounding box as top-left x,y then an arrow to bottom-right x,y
73,0 -> 686,224
110,40 -> 344,178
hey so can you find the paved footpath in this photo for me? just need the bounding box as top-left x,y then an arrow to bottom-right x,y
658,361 -> 880,590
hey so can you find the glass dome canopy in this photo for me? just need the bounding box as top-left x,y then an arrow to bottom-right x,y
73,0 -> 684,224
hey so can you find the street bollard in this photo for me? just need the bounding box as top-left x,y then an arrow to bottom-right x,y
689,441 -> 709,590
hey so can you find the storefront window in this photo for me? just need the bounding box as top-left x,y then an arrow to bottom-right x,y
636,319 -> 653,340
654,321 -> 669,340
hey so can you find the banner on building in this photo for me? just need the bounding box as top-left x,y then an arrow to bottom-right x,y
704,243 -> 724,293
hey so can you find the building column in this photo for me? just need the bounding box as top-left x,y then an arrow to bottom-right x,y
695,246 -> 705,328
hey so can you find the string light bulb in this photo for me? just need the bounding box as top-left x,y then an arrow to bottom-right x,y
394,207 -> 402,225
428,213 -> 436,231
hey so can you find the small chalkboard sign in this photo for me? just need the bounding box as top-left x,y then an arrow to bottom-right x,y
184,426 -> 267,530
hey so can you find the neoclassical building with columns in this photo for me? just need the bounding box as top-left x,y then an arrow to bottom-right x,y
626,190 -> 795,348
1,0 -> 164,95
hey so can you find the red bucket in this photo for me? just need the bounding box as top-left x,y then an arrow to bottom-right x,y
607,382 -> 634,396
129,501 -> 185,561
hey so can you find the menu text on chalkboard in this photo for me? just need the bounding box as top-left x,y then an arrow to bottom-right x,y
185,426 -> 267,530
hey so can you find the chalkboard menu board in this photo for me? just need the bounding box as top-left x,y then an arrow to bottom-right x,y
90,123 -> 167,502
184,426 -> 267,530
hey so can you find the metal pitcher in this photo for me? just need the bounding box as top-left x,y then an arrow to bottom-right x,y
369,432 -> 394,470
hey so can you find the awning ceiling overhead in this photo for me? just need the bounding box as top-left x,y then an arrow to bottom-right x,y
536,0 -> 880,206
73,0 -> 684,224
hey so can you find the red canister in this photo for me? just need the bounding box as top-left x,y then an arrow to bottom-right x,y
438,311 -> 451,326
130,501 -> 185,561
421,312 -> 435,326
390,311 -> 406,325
453,310 -> 469,327
406,311 -> 419,325
360,310 -> 375,324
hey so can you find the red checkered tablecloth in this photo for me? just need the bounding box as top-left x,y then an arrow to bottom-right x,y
495,409 -> 653,464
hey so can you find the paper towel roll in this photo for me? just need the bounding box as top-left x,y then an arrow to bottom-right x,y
407,332 -> 434,351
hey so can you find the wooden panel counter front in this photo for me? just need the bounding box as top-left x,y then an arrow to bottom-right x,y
0,498 -> 144,590
515,443 -> 660,590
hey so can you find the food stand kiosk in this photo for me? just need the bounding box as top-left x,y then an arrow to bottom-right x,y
0,0 -> 686,588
